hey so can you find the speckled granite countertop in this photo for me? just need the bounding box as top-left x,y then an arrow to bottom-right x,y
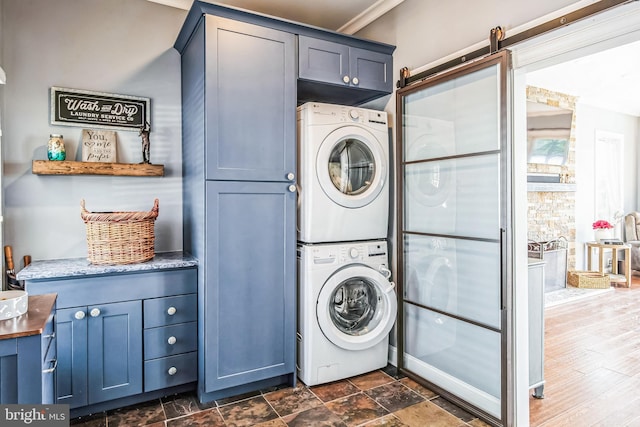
16,251 -> 198,281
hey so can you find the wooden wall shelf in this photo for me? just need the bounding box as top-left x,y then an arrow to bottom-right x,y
32,160 -> 164,177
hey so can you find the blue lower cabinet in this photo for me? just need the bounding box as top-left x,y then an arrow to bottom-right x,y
0,295 -> 56,404
26,266 -> 198,415
200,181 -> 296,400
57,301 -> 142,408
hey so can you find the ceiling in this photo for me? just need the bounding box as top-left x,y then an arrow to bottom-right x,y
148,0 -> 403,33
526,39 -> 640,117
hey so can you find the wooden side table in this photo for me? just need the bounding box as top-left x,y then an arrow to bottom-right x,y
585,241 -> 631,287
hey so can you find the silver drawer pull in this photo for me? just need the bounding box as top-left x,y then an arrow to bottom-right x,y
167,336 -> 177,345
168,366 -> 177,376
75,311 -> 85,320
90,308 -> 101,318
167,306 -> 177,316
43,332 -> 55,339
42,359 -> 57,374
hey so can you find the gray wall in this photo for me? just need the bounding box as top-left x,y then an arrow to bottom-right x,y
1,0 -> 187,261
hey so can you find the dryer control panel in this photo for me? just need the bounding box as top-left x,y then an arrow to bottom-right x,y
298,102 -> 388,129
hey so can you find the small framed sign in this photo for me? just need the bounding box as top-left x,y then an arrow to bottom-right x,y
50,87 -> 150,132
82,129 -> 117,162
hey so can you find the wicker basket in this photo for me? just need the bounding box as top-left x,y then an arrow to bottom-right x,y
567,270 -> 611,289
80,199 -> 159,265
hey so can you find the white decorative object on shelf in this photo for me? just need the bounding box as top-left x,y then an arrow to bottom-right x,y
594,228 -> 614,243
0,290 -> 28,320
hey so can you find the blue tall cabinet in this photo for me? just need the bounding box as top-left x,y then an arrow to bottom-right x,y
175,1 -> 394,403
176,8 -> 297,403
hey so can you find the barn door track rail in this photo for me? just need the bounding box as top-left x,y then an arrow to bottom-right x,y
397,0 -> 637,89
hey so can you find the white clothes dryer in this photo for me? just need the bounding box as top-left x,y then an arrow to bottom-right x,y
297,102 -> 389,243
297,240 -> 397,386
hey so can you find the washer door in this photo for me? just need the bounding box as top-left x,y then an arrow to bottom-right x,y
317,265 -> 397,351
316,126 -> 387,208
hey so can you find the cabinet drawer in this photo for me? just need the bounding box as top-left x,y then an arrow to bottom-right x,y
144,322 -> 197,360
144,352 -> 197,392
144,294 -> 196,328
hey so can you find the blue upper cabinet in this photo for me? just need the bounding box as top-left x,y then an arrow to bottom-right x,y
205,16 -> 296,182
175,2 -> 395,109
299,36 -> 392,93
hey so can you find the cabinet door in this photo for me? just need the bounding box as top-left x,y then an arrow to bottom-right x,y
349,47 -> 392,92
205,16 -> 296,182
56,307 -> 88,408
298,35 -> 350,86
204,181 -> 296,393
87,301 -> 142,404
0,341 -> 18,403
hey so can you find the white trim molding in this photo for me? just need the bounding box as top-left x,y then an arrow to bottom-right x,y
338,0 -> 405,34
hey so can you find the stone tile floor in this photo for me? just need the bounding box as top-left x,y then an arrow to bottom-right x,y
70,366 -> 492,426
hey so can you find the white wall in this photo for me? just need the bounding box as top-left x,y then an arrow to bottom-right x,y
574,103 -> 639,269
1,0 -> 187,262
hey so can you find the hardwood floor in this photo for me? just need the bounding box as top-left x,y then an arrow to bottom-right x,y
530,276 -> 640,426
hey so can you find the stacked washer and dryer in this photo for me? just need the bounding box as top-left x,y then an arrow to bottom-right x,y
296,102 -> 397,386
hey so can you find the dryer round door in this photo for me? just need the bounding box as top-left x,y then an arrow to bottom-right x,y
317,265 -> 397,351
316,126 -> 387,208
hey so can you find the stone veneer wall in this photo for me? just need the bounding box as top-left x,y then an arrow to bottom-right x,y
527,86 -> 577,270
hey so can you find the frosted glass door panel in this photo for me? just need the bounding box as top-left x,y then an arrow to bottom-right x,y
398,51 -> 509,423
403,64 -> 500,162
404,304 -> 501,416
404,154 -> 500,239
404,235 -> 501,329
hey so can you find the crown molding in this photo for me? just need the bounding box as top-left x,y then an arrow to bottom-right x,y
147,0 -> 191,10
337,0 -> 404,34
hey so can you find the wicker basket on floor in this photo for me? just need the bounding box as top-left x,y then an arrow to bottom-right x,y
80,199 -> 159,265
567,270 -> 611,289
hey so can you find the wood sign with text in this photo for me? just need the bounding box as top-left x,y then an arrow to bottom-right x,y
82,129 -> 117,162
51,87 -> 150,132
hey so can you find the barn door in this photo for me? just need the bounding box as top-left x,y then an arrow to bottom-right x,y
397,50 -> 512,425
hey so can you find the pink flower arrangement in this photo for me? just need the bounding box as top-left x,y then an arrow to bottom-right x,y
592,220 -> 613,230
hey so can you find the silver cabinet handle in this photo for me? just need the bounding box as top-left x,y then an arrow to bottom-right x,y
288,185 -> 296,193
168,366 -> 177,376
342,75 -> 350,84
90,308 -> 101,317
75,311 -> 86,320
167,336 -> 177,345
352,77 -> 359,85
286,172 -> 295,181
167,306 -> 177,316
43,332 -> 56,339
42,359 -> 57,374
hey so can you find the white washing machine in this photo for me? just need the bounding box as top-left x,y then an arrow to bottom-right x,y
297,102 -> 389,243
297,240 -> 397,386
403,236 -> 458,359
